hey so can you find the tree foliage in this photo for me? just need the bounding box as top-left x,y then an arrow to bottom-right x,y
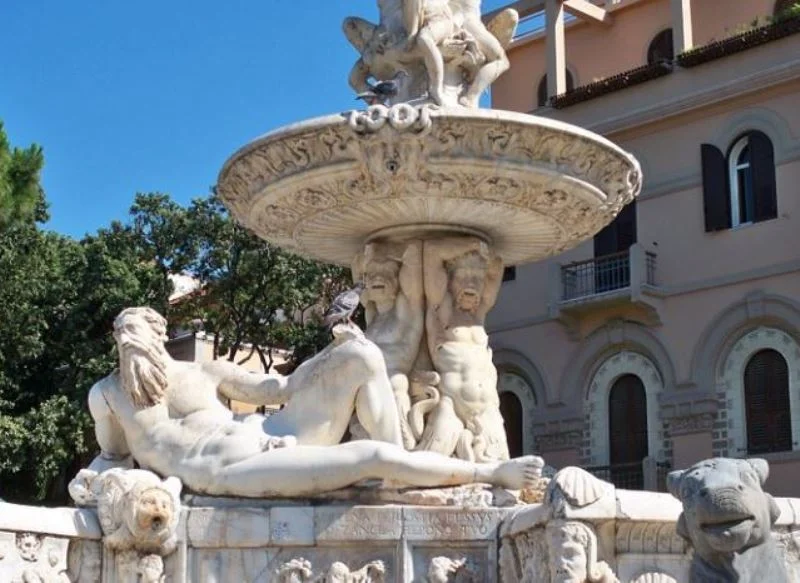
0,120 -> 350,502
175,194 -> 350,371
0,122 -> 45,227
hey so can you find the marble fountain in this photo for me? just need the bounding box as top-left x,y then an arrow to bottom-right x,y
2,2 -> 800,582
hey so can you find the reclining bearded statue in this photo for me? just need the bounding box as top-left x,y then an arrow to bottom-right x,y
83,307 -> 543,498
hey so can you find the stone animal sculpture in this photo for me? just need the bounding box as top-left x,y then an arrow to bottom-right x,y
667,457 -> 790,582
93,468 -> 182,557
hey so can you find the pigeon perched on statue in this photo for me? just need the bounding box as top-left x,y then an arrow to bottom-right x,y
324,283 -> 365,329
355,71 -> 408,105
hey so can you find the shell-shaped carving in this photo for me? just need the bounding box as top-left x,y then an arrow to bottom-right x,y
549,466 -> 608,508
631,572 -> 678,583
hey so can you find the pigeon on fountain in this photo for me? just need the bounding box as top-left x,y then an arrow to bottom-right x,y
355,71 -> 408,106
324,283 -> 365,329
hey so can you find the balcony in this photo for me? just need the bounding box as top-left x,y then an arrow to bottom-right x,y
548,243 -> 663,337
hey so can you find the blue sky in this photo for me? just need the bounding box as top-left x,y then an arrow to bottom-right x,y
2,1 -> 512,238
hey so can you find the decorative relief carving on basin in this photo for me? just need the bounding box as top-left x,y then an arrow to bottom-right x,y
217,107 -> 642,266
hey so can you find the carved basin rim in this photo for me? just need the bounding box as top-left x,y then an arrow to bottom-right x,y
217,106 -> 642,266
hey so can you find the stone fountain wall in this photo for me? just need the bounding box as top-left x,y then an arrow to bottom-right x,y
4,487 -> 800,582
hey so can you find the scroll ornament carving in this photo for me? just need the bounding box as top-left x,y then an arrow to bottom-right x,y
348,103 -> 437,135
275,557 -> 386,583
427,556 -> 478,582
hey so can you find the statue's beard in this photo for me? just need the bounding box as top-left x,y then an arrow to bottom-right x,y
118,336 -> 169,409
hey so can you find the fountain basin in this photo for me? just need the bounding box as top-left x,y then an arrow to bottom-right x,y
217,105 -> 642,266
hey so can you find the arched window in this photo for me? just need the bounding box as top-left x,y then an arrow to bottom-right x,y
608,374 -> 648,489
498,370 -> 537,455
744,349 -> 792,454
728,136 -> 755,225
728,131 -> 777,227
701,130 -> 777,231
647,29 -> 674,64
537,70 -> 575,107
500,391 -> 524,459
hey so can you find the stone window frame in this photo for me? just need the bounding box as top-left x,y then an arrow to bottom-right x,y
586,351 -> 664,466
497,370 -> 538,456
727,134 -> 754,227
721,326 -> 800,456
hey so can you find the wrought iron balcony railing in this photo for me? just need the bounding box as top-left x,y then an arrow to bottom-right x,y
559,246 -> 657,302
584,458 -> 671,492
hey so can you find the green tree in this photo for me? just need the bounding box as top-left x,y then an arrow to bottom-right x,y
128,193 -> 196,315
0,121 -> 44,227
0,221 -> 90,502
177,195 -> 351,371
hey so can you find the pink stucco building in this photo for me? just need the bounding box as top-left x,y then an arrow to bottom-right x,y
488,0 -> 800,495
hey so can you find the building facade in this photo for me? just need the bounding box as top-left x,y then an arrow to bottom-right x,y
488,0 -> 800,495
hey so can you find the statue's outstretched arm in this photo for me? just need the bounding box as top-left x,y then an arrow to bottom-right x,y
352,248 -> 377,325
204,360 -> 291,406
479,254 -> 504,318
399,239 -> 424,308
423,236 -> 486,306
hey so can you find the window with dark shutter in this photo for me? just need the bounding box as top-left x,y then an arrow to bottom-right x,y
500,391 -> 524,459
593,200 -> 636,293
701,143 -> 731,232
747,131 -> 778,223
744,349 -> 792,455
647,29 -> 674,64
537,70 -> 575,107
609,374 -> 648,489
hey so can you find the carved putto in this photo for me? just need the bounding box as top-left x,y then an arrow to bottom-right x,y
275,558 -> 386,582
1,534 -> 72,583
343,1 -> 518,108
15,533 -> 43,563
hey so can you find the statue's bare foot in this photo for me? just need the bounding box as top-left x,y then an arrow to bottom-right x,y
491,456 -> 545,490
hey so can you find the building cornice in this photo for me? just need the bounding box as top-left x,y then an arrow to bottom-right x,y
580,55 -> 800,136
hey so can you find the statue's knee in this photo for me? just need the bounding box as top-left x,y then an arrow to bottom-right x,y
368,444 -> 402,471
